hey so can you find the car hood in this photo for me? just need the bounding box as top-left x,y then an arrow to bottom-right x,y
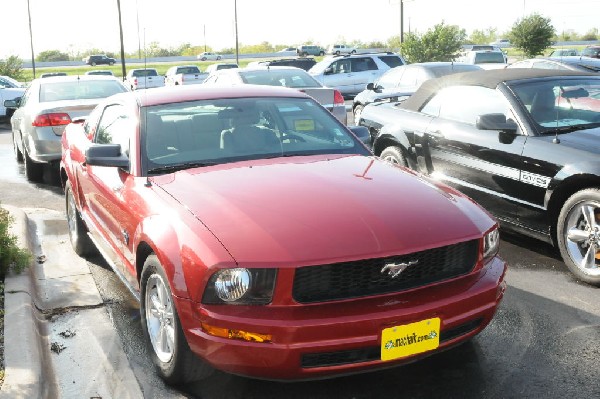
153,155 -> 493,266
556,126 -> 600,153
1,87 -> 26,100
355,88 -> 415,105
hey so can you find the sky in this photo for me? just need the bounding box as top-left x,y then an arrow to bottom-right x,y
3,0 -> 599,59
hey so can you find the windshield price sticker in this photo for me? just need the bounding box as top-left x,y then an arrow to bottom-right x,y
381,318 -> 440,361
294,119 -> 315,131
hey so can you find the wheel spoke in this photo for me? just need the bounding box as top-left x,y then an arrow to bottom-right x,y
567,227 -> 589,243
581,204 -> 598,230
581,244 -> 598,269
150,292 -> 162,312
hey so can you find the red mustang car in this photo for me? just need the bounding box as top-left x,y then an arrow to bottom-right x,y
60,85 -> 507,383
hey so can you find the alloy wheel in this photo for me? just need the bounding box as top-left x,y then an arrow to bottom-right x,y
564,200 -> 600,276
145,273 -> 176,363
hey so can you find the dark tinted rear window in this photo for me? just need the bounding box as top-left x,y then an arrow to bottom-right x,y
378,55 -> 404,68
133,69 -> 159,77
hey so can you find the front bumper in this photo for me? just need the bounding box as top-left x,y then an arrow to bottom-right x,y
176,256 -> 507,381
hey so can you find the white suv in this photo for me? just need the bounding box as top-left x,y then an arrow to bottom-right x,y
308,52 -> 406,97
329,44 -> 357,55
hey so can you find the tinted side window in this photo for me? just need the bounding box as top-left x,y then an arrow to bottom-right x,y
351,58 -> 377,72
378,55 -> 404,68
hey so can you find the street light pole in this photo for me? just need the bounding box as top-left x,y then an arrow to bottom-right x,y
400,0 -> 404,43
116,0 -> 127,80
234,0 -> 239,66
26,0 -> 36,78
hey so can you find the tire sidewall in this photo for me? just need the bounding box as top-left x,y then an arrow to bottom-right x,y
380,146 -> 407,167
140,256 -> 186,381
557,189 -> 600,285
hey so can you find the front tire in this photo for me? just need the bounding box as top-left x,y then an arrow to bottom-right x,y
380,146 -> 407,167
66,183 -> 95,256
353,104 -> 364,125
217,56 -> 221,60
13,132 -> 23,163
91,62 -> 97,66
141,255 -> 213,384
557,189 -> 600,285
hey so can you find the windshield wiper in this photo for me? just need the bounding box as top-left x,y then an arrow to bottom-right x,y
148,161 -> 218,174
543,122 -> 600,134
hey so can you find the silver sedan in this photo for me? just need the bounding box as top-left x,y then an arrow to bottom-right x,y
5,75 -> 128,181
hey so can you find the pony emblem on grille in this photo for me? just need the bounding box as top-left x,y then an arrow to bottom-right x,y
381,260 -> 419,278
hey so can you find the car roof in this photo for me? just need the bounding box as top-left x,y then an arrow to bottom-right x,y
401,69 -> 596,111
126,84 -> 309,107
34,75 -> 120,83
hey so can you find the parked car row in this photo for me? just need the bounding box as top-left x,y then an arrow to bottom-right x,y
6,45 -> 600,388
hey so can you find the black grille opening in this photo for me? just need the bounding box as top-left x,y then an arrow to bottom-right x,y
301,318 -> 482,368
293,240 -> 479,304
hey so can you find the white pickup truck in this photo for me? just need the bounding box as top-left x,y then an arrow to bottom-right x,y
0,76 -> 26,118
125,68 -> 165,90
164,65 -> 208,86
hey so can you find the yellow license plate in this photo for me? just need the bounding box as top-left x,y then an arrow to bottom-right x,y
381,318 -> 440,361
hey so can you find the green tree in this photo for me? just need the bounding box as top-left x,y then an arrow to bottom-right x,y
0,56 -> 24,80
36,50 -> 70,62
399,22 -> 466,63
509,13 -> 555,57
581,28 -> 599,41
468,27 -> 497,44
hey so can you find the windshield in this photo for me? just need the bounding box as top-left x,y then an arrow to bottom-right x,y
39,79 -> 126,102
473,52 -> 505,64
142,97 -> 368,175
511,78 -> 600,132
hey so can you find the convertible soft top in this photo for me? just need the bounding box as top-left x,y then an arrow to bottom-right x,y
401,68 -> 595,112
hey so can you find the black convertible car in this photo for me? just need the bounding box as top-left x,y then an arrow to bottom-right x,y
359,69 -> 600,285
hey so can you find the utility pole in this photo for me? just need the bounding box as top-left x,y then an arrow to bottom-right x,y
135,0 -> 142,60
116,0 -> 127,80
400,0 -> 404,43
204,24 -> 207,52
234,0 -> 239,66
26,0 -> 36,78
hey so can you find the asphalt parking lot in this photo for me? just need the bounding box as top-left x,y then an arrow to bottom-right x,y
0,118 -> 599,398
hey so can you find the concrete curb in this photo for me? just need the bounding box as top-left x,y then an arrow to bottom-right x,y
0,205 -> 58,399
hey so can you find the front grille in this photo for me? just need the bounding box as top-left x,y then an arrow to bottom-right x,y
301,318 -> 483,368
293,240 -> 479,304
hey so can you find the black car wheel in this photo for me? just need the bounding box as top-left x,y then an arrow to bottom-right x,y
141,255 -> 213,384
13,132 -> 23,163
91,62 -> 97,66
380,146 -> 408,167
319,51 -> 325,56
217,56 -> 221,60
353,105 -> 364,125
66,183 -> 95,256
109,61 -> 114,66
557,189 -> 600,286
22,143 -> 43,182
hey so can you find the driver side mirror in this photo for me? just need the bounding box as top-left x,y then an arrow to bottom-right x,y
4,98 -> 21,109
324,67 -> 334,75
476,113 -> 517,133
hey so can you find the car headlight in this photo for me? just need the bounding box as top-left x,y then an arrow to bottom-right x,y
483,226 -> 500,263
202,268 -> 276,305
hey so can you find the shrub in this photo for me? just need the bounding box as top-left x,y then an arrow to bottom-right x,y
0,206 -> 32,277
